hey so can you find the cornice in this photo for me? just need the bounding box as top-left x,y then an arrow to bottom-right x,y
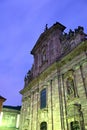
20,41 -> 87,94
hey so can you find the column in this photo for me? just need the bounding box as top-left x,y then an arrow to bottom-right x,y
62,74 -> 69,130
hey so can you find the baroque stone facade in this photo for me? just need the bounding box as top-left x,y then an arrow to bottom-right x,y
19,22 -> 87,130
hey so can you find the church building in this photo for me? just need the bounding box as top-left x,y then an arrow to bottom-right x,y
19,22 -> 87,130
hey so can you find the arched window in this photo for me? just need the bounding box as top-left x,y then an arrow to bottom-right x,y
42,49 -> 46,62
66,77 -> 75,96
40,122 -> 47,130
40,88 -> 46,109
41,45 -> 47,64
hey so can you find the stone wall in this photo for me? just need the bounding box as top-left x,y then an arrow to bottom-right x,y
20,41 -> 87,130
0,106 -> 21,129
20,22 -> 87,130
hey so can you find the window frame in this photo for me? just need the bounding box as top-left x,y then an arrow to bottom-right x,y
40,88 -> 46,109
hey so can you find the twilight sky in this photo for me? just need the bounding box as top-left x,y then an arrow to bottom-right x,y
0,0 -> 87,106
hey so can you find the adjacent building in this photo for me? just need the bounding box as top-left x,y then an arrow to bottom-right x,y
0,96 -> 6,113
0,95 -> 6,128
20,22 -> 87,130
0,105 -> 21,129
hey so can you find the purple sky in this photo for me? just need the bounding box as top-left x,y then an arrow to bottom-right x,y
0,0 -> 87,106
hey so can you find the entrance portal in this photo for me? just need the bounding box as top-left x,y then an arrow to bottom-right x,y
40,122 -> 47,130
70,121 -> 80,130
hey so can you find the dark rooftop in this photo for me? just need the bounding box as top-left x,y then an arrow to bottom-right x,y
0,95 -> 6,101
3,105 -> 21,110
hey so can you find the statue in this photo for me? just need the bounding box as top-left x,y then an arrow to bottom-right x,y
44,24 -> 48,31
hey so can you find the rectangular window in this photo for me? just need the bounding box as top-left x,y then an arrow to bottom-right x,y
40,88 -> 46,109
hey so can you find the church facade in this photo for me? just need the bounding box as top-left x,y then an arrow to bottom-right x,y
19,22 -> 87,130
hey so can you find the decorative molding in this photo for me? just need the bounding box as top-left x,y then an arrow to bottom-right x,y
80,65 -> 87,98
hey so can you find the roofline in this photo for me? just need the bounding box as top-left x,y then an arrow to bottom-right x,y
3,105 -> 21,110
31,22 -> 66,55
0,95 -> 6,101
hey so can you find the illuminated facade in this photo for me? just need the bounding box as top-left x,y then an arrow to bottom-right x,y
0,95 -> 6,128
0,105 -> 21,129
20,22 -> 87,130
